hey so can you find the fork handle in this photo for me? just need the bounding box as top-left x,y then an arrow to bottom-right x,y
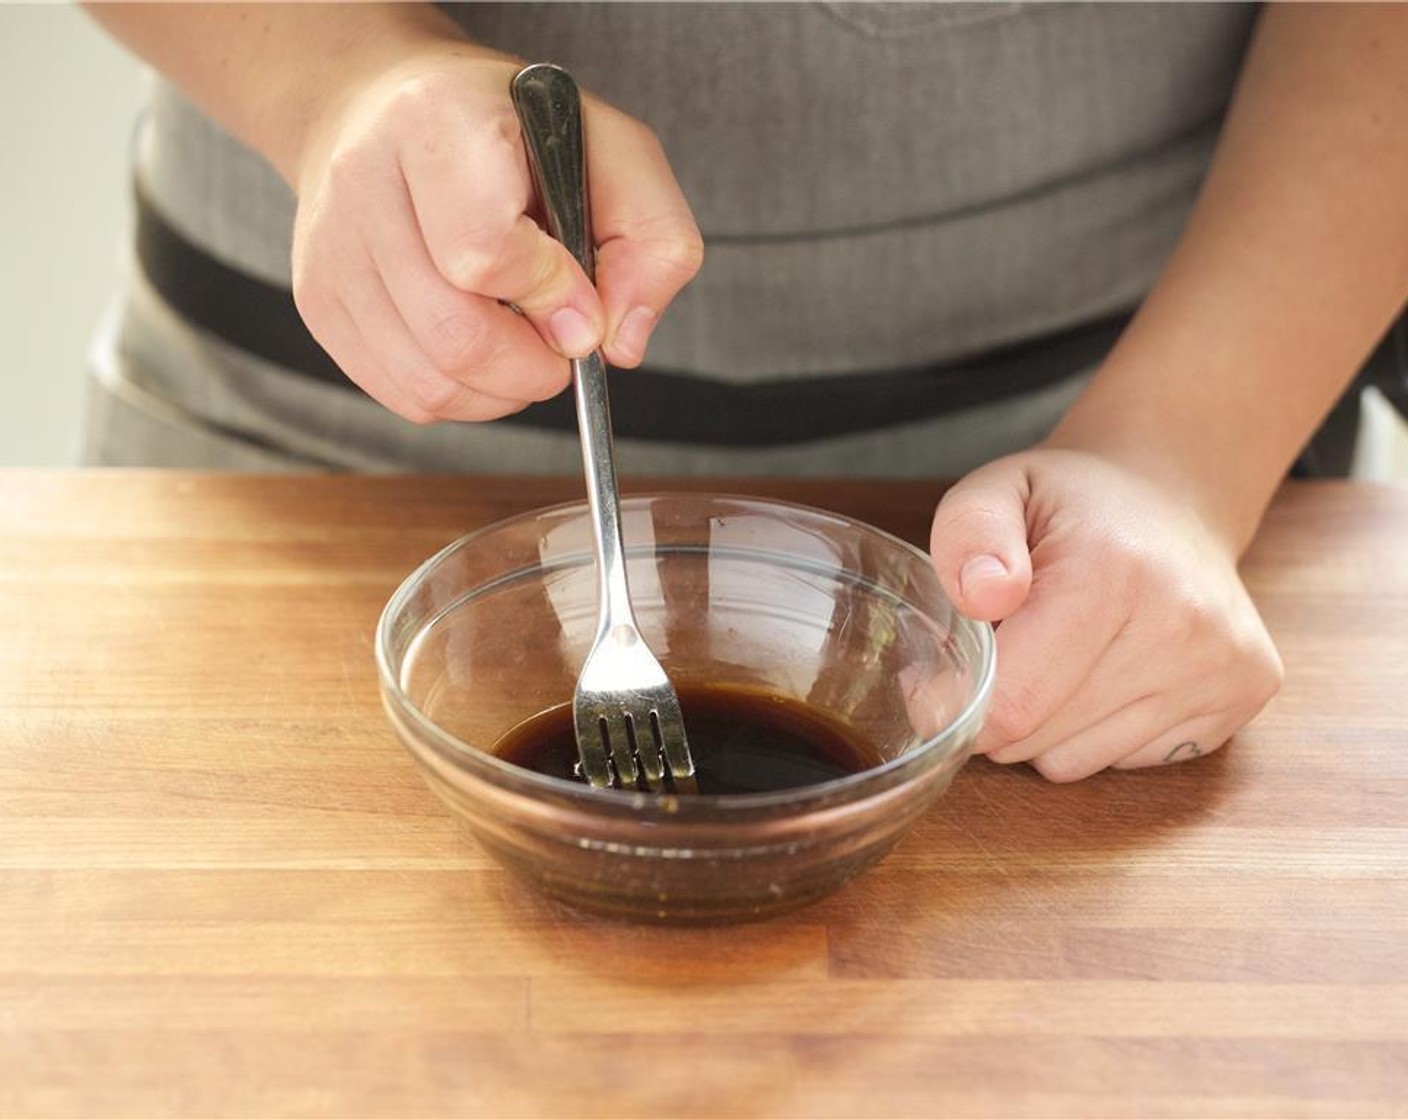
512,64 -> 634,623
511,64 -> 595,280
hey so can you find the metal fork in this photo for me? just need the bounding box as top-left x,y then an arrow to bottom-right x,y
511,63 -> 695,792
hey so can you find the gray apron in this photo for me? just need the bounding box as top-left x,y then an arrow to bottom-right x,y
84,1 -> 1258,474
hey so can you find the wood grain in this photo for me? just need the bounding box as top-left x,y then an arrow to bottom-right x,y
1,471 -> 1406,1118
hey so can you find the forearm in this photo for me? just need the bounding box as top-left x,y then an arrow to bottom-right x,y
84,2 -> 471,185
1048,3 -> 1408,553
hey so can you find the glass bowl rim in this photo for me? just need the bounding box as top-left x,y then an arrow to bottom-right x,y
375,491 -> 996,812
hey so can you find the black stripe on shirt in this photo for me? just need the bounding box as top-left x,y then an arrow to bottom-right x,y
133,182 -> 1132,447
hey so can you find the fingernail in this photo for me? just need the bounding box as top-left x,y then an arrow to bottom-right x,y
612,306 -> 657,364
959,554 -> 1008,596
548,307 -> 599,357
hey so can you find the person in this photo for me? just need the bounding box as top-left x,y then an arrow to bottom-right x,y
84,3 -> 1408,781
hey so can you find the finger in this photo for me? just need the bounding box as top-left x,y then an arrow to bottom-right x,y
897,663 -> 964,742
297,294 -> 436,423
969,555 -> 1132,756
983,691 -> 1155,767
983,581 -> 1281,766
303,247 -> 531,423
929,467 -> 1034,623
365,176 -> 572,403
398,126 -> 605,359
585,104 -> 704,368
1112,720 -> 1237,773
334,293 -> 527,424
991,692 -> 1170,774
983,637 -> 1163,764
1031,713 -> 1232,783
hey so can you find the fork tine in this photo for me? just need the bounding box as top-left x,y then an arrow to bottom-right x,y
573,707 -> 614,788
632,711 -> 667,792
604,713 -> 640,789
653,700 -> 695,783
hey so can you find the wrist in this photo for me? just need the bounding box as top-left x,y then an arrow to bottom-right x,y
267,6 -> 468,187
1042,391 -> 1277,558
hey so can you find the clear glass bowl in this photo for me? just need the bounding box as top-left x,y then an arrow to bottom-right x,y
376,494 -> 994,923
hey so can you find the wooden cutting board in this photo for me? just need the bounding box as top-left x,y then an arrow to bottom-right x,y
1,471 -> 1405,1117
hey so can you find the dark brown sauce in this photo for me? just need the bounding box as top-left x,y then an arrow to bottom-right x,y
493,684 -> 882,795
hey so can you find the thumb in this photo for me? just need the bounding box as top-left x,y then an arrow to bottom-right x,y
929,467 -> 1034,622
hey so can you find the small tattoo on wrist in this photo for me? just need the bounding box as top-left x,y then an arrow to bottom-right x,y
1163,740 -> 1202,763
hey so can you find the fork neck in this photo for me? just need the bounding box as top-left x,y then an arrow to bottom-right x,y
572,351 -> 636,625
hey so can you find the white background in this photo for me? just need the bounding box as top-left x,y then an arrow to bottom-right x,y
0,4 -> 141,466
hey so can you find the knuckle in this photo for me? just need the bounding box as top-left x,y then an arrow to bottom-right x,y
937,493 -> 1003,522
387,74 -> 438,119
1111,748 -> 1165,773
1032,751 -> 1091,784
324,143 -> 380,199
404,367 -> 472,419
387,73 -> 475,136
982,685 -> 1045,748
1248,642 -> 1285,708
486,104 -> 526,151
443,224 -> 519,290
607,110 -> 668,161
510,246 -> 571,304
1264,648 -> 1286,694
626,115 -> 664,151
642,217 -> 705,277
1207,729 -> 1235,755
396,402 -> 439,427
623,217 -> 704,285
982,742 -> 1032,766
438,200 -> 524,290
479,334 -> 569,403
484,397 -> 531,420
1232,622 -> 1279,669
523,361 -> 573,402
1160,593 -> 1218,648
1206,615 -> 1282,709
291,279 -> 337,334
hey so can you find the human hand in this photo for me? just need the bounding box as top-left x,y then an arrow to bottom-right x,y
289,41 -> 702,423
928,448 -> 1283,781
